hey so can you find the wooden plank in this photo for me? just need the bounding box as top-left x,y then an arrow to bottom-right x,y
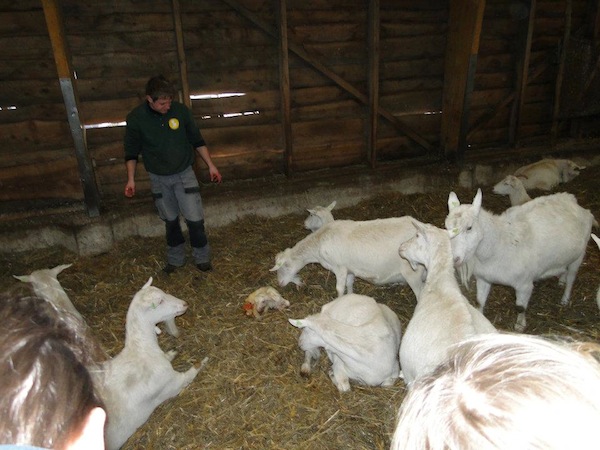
0,158 -> 82,201
467,57 -> 550,139
219,0 -> 432,152
367,0 -> 380,167
172,0 -> 191,108
551,0 -> 571,142
42,0 -> 101,216
440,0 -> 486,161
509,0 -> 536,146
277,0 -> 293,176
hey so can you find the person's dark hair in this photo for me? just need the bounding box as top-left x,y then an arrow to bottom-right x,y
0,292 -> 105,450
145,75 -> 176,101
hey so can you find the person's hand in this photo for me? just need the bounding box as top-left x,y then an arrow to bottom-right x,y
210,168 -> 222,183
124,182 -> 135,197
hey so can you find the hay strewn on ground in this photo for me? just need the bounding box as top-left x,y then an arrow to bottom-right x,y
1,164 -> 599,449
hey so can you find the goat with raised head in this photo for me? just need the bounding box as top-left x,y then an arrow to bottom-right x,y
445,188 -> 594,332
398,220 -> 497,386
289,293 -> 402,392
95,277 -> 208,450
304,200 -> 336,232
493,174 -> 532,206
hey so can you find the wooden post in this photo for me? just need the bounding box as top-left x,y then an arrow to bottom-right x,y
367,0 -> 380,168
509,0 -> 536,147
276,0 -> 293,176
440,0 -> 486,163
172,0 -> 192,109
42,0 -> 101,217
551,0 -> 572,142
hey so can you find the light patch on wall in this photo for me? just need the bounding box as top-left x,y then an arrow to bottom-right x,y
191,92 -> 246,100
85,121 -> 126,129
84,92 -> 255,129
0,105 -> 17,111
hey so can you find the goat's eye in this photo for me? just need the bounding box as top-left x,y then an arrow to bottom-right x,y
467,226 -> 472,231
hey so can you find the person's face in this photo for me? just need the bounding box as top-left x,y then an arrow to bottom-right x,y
147,95 -> 172,114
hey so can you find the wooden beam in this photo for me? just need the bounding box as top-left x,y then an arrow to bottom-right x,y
509,0 -> 536,146
219,0 -> 432,152
42,0 -> 101,217
172,0 -> 191,108
468,58 -> 549,140
551,0 -> 572,142
276,0 -> 293,175
367,0 -> 380,168
441,0 -> 486,162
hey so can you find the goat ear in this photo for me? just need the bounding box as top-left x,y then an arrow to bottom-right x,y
52,263 -> 72,276
307,208 -> 316,214
288,318 -> 308,329
13,274 -> 29,282
327,200 -> 337,210
143,277 -> 153,289
448,192 -> 460,211
411,219 -> 425,234
472,189 -> 483,213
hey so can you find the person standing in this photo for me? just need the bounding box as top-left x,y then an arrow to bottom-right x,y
124,75 -> 222,274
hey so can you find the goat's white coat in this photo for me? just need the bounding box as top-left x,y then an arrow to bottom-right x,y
445,189 -> 594,331
591,233 -> 600,312
398,221 -> 497,386
289,293 -> 402,392
96,278 -> 207,450
514,158 -> 584,191
493,174 -> 532,206
271,217 -> 425,298
13,263 -> 83,321
304,200 -> 336,232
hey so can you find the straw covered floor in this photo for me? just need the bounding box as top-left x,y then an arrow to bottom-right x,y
1,164 -> 599,449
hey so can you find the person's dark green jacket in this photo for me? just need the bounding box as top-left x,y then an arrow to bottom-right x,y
124,101 -> 206,175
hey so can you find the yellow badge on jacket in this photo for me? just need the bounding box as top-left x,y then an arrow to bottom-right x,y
168,118 -> 180,130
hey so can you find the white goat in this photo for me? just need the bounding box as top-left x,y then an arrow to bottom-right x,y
13,263 -> 83,322
96,277 -> 207,450
288,293 -> 402,392
591,233 -> 600,312
514,158 -> 584,191
398,221 -> 497,386
445,188 -> 594,332
304,200 -> 336,232
493,174 -> 532,206
271,217 -> 425,298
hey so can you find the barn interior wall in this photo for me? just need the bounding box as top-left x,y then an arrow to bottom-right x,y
1,0 -> 599,214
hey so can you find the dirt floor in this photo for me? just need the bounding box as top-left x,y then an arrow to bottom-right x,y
1,163 -> 599,449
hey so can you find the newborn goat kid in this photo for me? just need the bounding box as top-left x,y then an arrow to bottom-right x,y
398,221 -> 496,386
289,293 -> 402,392
96,278 -> 208,450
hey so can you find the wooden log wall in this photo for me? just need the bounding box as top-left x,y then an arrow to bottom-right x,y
0,0 -> 598,212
